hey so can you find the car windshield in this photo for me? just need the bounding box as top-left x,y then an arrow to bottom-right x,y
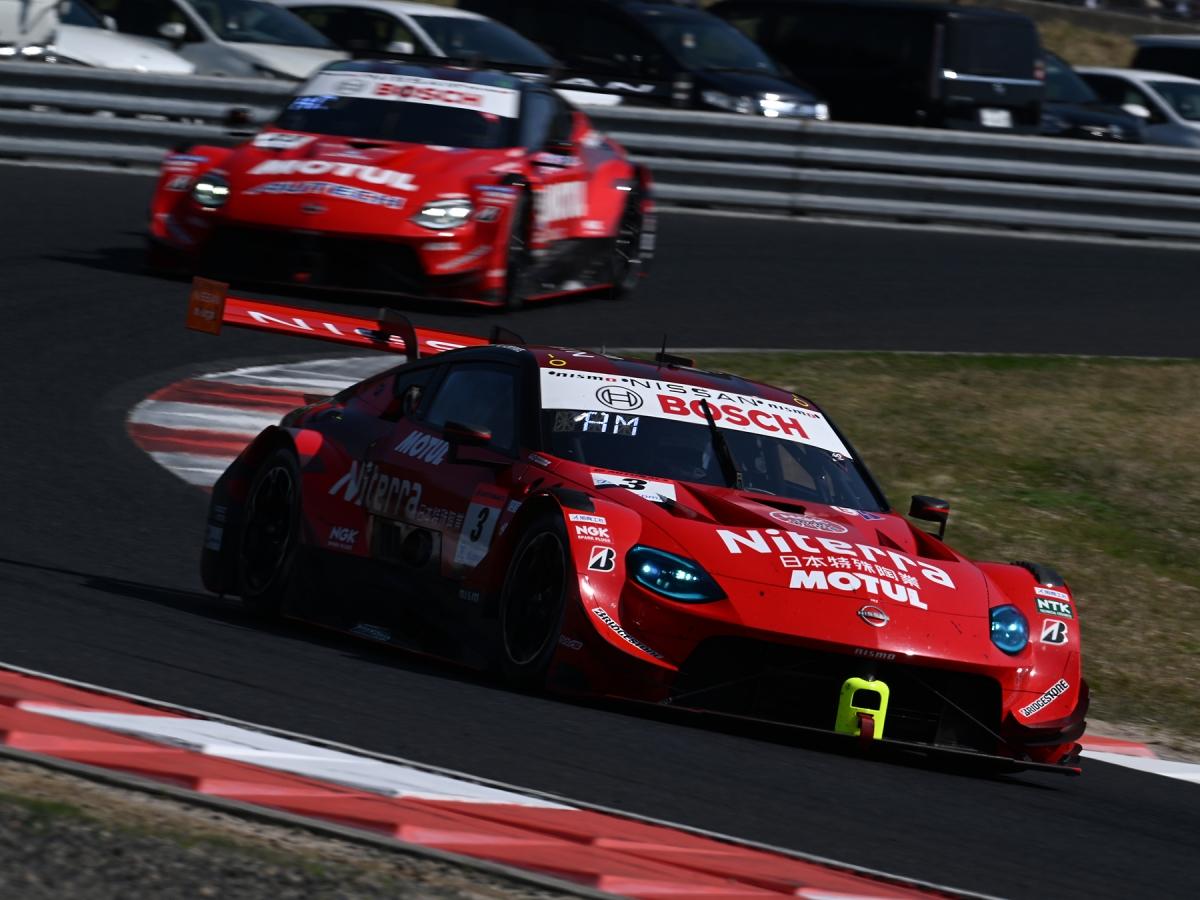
274,69 -> 522,147
1150,80 -> 1200,120
412,15 -> 554,67
1044,54 -> 1097,104
190,0 -> 334,47
60,0 -> 104,27
640,12 -> 779,74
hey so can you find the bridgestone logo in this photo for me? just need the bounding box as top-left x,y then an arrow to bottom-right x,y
1019,678 -> 1070,718
592,607 -> 662,659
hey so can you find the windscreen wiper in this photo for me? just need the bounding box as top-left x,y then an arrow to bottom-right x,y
698,399 -> 743,490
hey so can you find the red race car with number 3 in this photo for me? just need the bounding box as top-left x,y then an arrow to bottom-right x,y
196,289 -> 1088,774
149,59 -> 653,308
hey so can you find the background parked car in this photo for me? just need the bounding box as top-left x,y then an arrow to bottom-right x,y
1131,34 -> 1200,80
55,0 -> 195,72
1079,66 -> 1200,148
89,0 -> 345,77
459,0 -> 829,119
283,0 -> 553,66
1041,50 -> 1141,142
0,0 -> 58,58
711,0 -> 1044,132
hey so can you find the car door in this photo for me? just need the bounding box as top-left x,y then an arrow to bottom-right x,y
366,359 -> 525,591
1085,75 -> 1177,142
521,89 -> 591,246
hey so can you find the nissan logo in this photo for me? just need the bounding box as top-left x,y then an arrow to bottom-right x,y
595,386 -> 643,410
858,605 -> 889,627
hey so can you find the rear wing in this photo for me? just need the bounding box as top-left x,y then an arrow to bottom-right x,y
185,277 -> 495,359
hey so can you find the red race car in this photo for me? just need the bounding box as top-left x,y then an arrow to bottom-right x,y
149,59 -> 653,308
195,288 -> 1087,773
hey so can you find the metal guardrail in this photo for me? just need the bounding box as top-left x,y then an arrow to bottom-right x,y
4,61 -> 1200,241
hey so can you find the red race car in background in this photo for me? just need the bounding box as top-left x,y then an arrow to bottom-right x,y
149,59 -> 653,308
194,288 -> 1087,774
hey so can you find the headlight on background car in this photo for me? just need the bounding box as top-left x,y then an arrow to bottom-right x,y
627,546 -> 725,603
412,199 -> 473,230
191,173 -> 230,208
702,90 -> 828,120
990,604 -> 1029,654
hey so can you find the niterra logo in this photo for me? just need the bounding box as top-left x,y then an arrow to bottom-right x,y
329,461 -> 422,519
395,430 -> 450,466
1018,678 -> 1070,718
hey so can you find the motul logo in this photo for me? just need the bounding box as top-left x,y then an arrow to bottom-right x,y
249,160 -> 418,191
394,430 -> 449,466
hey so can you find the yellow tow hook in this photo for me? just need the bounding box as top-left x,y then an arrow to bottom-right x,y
836,676 -> 890,747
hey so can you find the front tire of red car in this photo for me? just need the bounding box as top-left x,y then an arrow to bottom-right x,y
236,448 -> 302,617
608,190 -> 646,301
498,513 -> 570,689
502,194 -> 533,311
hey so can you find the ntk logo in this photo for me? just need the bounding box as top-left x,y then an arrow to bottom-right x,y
1035,597 -> 1074,619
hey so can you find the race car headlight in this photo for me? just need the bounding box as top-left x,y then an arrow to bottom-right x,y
990,604 -> 1029,655
191,173 -> 230,209
628,546 -> 725,603
701,90 -> 758,115
412,199 -> 473,230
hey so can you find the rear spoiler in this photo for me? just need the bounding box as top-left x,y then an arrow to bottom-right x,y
185,277 -> 500,359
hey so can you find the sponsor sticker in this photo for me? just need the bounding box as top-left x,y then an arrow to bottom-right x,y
327,525 -> 359,550
568,513 -> 606,524
244,179 -> 409,208
854,647 -> 896,661
769,510 -> 848,534
1035,586 -> 1070,602
394,430 -> 450,466
329,461 -> 422,520
1040,619 -> 1069,645
591,472 -> 676,503
249,159 -> 417,192
165,174 -> 192,192
536,181 -> 587,224
587,545 -> 617,572
302,71 -> 520,118
1035,596 -> 1074,619
252,131 -> 316,150
591,607 -> 662,659
559,634 -> 583,651
574,524 -> 611,543
186,277 -> 227,335
1018,678 -> 1070,718
541,369 -> 850,457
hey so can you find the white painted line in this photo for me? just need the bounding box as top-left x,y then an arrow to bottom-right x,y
147,452 -> 236,486
1083,750 -> 1200,785
22,706 -> 570,808
128,400 -> 282,435
201,356 -> 396,389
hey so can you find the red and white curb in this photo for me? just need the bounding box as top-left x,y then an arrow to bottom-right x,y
128,356 -> 394,488
126,358 -> 1198,784
0,664 -> 967,900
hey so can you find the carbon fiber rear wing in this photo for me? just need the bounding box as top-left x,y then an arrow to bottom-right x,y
185,277 -> 490,359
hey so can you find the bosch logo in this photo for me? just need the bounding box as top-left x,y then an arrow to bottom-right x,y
595,386 -> 643,411
858,605 -> 889,627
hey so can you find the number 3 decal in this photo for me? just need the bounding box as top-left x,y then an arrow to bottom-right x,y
454,487 -> 506,568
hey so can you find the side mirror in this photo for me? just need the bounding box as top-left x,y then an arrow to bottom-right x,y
158,21 -> 187,43
443,421 -> 491,447
102,14 -> 118,31
909,495 -> 950,539
385,40 -> 415,55
1121,102 -> 1151,119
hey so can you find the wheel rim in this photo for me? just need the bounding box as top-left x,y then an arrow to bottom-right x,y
241,463 -> 296,593
612,195 -> 643,289
503,532 -> 566,666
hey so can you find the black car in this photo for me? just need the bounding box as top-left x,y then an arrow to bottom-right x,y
1041,51 -> 1143,143
459,0 -> 829,119
711,0 -> 1044,131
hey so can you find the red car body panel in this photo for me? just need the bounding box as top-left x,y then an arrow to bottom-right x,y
199,296 -> 1086,771
149,63 -> 652,305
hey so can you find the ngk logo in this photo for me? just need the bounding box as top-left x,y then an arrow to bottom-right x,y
575,524 -> 611,542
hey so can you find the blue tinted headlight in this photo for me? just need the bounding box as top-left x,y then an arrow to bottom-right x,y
627,546 -> 725,603
990,604 -> 1029,654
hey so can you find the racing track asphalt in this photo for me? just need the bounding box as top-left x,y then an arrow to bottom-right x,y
1,165 -> 1197,899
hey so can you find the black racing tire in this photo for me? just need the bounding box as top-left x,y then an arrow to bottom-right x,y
608,190 -> 646,301
503,193 -> 533,311
236,447 -> 302,617
498,512 -> 571,689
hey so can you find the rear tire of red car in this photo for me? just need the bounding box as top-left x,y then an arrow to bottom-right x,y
503,194 -> 533,311
236,448 -> 302,617
609,190 -> 645,301
498,512 -> 571,689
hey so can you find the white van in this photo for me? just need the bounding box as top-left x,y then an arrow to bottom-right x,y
88,0 -> 345,78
